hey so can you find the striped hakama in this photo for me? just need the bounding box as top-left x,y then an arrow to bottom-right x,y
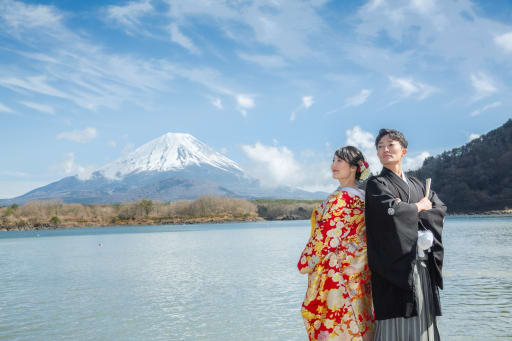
374,255 -> 440,341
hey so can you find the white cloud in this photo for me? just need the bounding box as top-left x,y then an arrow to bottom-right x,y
57,127 -> 98,143
389,76 -> 436,100
471,72 -> 497,99
411,0 -> 436,14
302,96 -> 314,109
106,0 -> 153,34
0,102 -> 14,113
211,97 -> 223,109
291,95 -> 314,121
345,89 -> 372,107
237,53 -> 288,68
241,141 -> 334,192
169,23 -> 200,54
236,94 -> 255,117
468,133 -> 480,142
403,151 -> 430,171
241,142 -> 302,187
344,126 -> 430,173
470,101 -> 502,117
344,126 -> 380,173
494,32 -> 512,52
60,152 -> 94,180
20,101 -> 55,115
241,127 -> 432,193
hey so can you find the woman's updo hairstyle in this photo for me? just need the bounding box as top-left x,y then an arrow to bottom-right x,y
334,145 -> 367,181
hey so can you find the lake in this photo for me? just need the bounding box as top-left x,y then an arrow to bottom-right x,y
0,216 -> 511,340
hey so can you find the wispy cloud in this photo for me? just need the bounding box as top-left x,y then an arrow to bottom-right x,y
0,0 -> 63,35
0,102 -> 14,113
345,89 -> 372,108
166,0 -> 328,59
290,95 -> 314,121
389,76 -> 436,100
57,127 -> 98,143
470,101 -> 501,117
237,53 -> 288,69
106,0 -> 153,34
0,2 -> 257,115
20,101 -> 55,115
494,32 -> 512,52
470,72 -> 497,100
169,23 -> 200,55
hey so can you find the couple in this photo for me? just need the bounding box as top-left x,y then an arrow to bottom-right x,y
298,129 -> 446,341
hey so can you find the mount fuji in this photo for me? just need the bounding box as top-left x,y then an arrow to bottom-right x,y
1,133 -> 326,205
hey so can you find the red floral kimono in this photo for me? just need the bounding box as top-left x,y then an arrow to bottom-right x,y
298,187 -> 374,341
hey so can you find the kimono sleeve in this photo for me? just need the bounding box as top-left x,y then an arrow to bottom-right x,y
419,190 -> 446,289
297,195 -> 345,275
365,178 -> 419,290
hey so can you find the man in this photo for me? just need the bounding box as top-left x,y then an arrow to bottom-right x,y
365,129 -> 446,341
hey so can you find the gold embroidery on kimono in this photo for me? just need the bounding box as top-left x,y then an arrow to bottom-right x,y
298,188 -> 374,341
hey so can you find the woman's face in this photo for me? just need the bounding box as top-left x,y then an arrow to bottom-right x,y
377,135 -> 407,166
331,155 -> 356,182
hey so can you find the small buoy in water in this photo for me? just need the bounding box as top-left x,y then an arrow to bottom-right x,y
98,243 -> 102,247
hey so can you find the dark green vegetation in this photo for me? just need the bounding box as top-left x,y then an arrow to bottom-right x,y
410,119 -> 512,213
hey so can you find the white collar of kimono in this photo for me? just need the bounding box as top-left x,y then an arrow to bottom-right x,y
399,171 -> 408,184
336,186 -> 365,199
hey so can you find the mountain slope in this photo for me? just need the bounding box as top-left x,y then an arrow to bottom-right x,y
100,133 -> 243,179
0,133 -> 326,205
410,119 -> 512,213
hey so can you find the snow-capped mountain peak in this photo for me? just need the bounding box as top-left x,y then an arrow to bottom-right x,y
100,132 -> 244,179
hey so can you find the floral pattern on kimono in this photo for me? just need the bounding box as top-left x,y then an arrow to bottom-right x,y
298,188 -> 374,341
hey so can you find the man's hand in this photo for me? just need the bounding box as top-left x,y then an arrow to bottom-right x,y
415,197 -> 432,212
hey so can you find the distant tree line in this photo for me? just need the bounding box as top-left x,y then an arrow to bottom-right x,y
0,197 -> 321,230
410,119 -> 512,213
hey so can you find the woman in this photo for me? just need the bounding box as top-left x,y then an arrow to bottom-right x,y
298,146 -> 374,341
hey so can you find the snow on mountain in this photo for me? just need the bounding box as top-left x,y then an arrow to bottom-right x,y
100,133 -> 244,179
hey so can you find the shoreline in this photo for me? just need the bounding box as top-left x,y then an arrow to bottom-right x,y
2,210 -> 512,232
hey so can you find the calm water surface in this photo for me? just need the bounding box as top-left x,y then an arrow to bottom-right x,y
0,216 -> 511,340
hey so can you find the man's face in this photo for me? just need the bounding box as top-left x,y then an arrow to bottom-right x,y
377,135 -> 407,166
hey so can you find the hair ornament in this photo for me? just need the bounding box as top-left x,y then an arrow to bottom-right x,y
357,160 -> 370,180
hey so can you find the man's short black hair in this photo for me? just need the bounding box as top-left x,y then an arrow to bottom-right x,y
375,129 -> 408,149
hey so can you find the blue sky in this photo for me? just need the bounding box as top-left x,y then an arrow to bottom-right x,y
1,0 -> 511,198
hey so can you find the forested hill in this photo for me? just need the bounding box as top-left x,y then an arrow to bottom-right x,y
410,119 -> 512,213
